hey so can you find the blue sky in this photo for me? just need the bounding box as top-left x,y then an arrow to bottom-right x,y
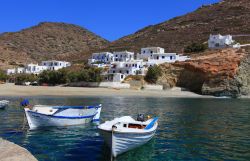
0,0 -> 219,41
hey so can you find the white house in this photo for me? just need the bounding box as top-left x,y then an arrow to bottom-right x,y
138,47 -> 165,60
25,64 -> 48,74
102,73 -> 126,82
41,60 -> 71,71
6,68 -> 16,75
137,47 -> 190,65
6,60 -> 71,75
208,34 -> 240,49
6,67 -> 25,75
108,60 -> 145,76
113,51 -> 134,62
88,52 -> 114,65
147,53 -> 190,65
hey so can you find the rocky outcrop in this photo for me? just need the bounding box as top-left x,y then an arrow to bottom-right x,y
0,138 -> 37,161
158,49 -> 250,97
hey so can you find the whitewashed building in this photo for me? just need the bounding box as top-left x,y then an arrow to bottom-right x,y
108,60 -> 145,76
6,68 -> 16,75
208,34 -> 240,49
147,53 -> 190,65
6,60 -> 71,75
25,64 -> 47,74
88,52 -> 114,65
113,51 -> 134,62
102,73 -> 126,82
6,67 -> 25,75
137,47 -> 190,65
41,60 -> 71,71
138,47 -> 165,60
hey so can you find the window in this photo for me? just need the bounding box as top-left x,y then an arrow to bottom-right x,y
123,124 -> 127,128
115,55 -> 118,57
170,56 -> 173,60
162,56 -> 165,59
121,75 -> 124,79
119,70 -> 122,73
151,51 -> 153,54
135,64 -> 137,67
125,64 -> 128,67
157,56 -> 159,60
127,71 -> 129,74
132,64 -> 134,67
143,50 -> 145,53
113,71 -> 115,73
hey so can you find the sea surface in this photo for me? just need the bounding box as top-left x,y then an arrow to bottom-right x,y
0,96 -> 249,161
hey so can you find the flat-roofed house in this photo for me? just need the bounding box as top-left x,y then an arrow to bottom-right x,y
113,51 -> 134,62
208,34 -> 239,49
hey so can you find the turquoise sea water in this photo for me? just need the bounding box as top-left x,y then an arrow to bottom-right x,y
0,96 -> 249,161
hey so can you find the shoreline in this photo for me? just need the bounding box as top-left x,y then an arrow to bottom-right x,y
0,138 -> 37,161
0,83 -> 214,98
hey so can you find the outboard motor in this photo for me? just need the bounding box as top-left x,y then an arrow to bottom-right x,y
137,114 -> 145,122
20,99 -> 29,107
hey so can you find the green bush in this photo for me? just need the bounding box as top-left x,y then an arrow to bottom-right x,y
16,74 -> 38,83
39,69 -> 68,85
144,65 -> 162,84
39,67 -> 103,85
0,70 -> 8,81
184,43 -> 207,53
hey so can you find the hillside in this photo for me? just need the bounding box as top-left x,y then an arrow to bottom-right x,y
0,22 -> 109,69
106,0 -> 250,53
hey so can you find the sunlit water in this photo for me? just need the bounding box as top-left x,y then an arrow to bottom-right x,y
0,96 -> 249,161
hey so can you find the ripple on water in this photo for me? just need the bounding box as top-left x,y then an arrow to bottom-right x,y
0,97 -> 249,161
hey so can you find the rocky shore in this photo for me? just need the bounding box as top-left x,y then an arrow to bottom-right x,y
158,48 -> 250,98
0,138 -> 37,161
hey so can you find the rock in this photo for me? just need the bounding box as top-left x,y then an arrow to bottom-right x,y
0,138 -> 37,161
158,48 -> 250,97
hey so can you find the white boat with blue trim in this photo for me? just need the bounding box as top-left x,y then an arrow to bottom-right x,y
0,100 -> 9,109
21,99 -> 102,130
98,115 -> 158,157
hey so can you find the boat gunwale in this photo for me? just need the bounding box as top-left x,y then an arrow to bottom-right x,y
27,109 -> 97,119
99,123 -> 158,134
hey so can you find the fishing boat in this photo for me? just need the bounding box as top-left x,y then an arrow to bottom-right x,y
98,114 -> 158,157
0,100 -> 9,109
20,99 -> 102,130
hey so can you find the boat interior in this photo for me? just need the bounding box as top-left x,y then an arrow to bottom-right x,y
127,123 -> 146,129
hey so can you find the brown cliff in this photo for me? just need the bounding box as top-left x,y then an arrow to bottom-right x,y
158,49 -> 250,97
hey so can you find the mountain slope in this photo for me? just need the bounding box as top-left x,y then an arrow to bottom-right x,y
0,22 -> 109,69
106,0 -> 250,53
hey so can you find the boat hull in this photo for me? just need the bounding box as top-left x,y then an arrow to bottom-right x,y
0,104 -> 7,109
24,105 -> 102,130
100,129 -> 156,157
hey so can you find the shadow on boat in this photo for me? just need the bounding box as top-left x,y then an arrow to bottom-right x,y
100,138 -> 156,161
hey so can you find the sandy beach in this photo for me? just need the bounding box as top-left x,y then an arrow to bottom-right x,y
0,83 -> 212,98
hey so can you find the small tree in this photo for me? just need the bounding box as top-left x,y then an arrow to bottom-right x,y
15,74 -> 37,83
0,70 -> 8,82
144,65 -> 162,84
184,43 -> 207,53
